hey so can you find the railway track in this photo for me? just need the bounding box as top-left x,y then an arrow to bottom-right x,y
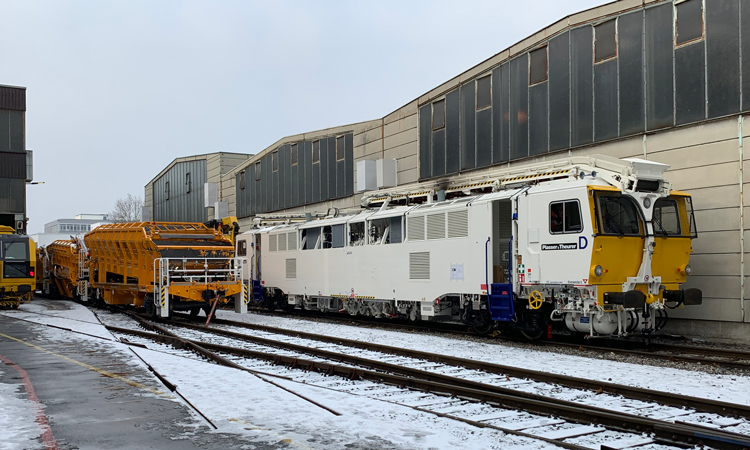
96,308 -> 750,450
247,306 -> 750,370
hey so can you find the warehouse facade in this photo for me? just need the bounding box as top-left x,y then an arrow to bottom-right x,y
0,84 -> 28,233
142,0 -> 750,339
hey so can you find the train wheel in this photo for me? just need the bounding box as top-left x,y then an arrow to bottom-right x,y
189,308 -> 200,318
145,295 -> 157,318
10,303 -> 18,310
521,329 -> 545,340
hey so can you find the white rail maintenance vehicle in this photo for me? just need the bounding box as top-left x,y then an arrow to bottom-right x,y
236,155 -> 701,338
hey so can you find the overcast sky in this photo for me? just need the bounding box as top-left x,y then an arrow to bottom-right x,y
1,0 -> 604,234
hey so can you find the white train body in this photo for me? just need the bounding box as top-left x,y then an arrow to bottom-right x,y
236,155 -> 701,338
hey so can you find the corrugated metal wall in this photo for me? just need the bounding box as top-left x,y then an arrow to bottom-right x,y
235,132 -> 354,218
152,160 -> 207,223
0,85 -> 26,218
419,0 -> 746,180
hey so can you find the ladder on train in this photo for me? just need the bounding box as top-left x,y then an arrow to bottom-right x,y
77,242 -> 89,302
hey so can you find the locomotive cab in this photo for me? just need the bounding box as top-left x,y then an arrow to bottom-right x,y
0,226 -> 36,308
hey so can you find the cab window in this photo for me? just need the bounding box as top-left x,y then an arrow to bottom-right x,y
653,198 -> 681,236
598,195 -> 643,236
2,240 -> 28,260
237,240 -> 247,256
550,200 -> 582,234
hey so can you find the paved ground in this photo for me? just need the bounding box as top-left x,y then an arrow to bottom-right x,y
0,309 -> 286,450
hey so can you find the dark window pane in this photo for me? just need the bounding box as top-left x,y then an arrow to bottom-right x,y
510,55 -> 528,159
653,198 -> 681,236
549,31 -> 570,151
571,26 -> 593,146
445,89 -> 461,173
646,4 -> 674,130
336,136 -> 345,161
550,202 -> 564,233
619,11 -> 645,136
419,105 -> 431,179
595,19 -> 617,62
239,170 -> 245,190
565,201 -> 582,232
706,0 -> 740,118
291,143 -> 298,165
432,99 -> 446,130
476,75 -> 491,109
312,140 -> 320,163
594,59 -> 618,141
598,195 -> 643,235
676,0 -> 704,46
272,151 -> 279,172
529,83 -> 548,155
675,40 -> 706,125
255,162 -> 261,180
461,82 -> 476,168
529,46 -> 548,84
432,129 -> 446,176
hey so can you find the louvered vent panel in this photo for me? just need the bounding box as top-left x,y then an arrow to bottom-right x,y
426,213 -> 446,240
286,258 -> 296,278
288,232 -> 297,250
447,210 -> 469,238
409,252 -> 430,280
269,234 -> 277,252
407,216 -> 425,241
278,233 -> 287,251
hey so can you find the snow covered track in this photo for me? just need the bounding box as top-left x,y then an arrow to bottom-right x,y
102,311 -> 750,449
175,314 -> 750,420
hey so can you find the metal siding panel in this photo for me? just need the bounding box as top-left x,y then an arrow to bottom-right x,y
529,82 -> 548,155
304,141 -> 312,204
235,173 -> 244,218
0,152 -> 25,178
298,141 -> 306,206
500,63 -> 511,159
273,157 -> 279,211
594,59 -> 619,141
706,0 -> 740,118
0,86 -> 25,111
345,133 -> 353,195
312,157 -> 321,203
675,41 -> 706,125
8,111 -> 23,153
279,145 -> 287,209
291,164 -> 299,207
742,0 -> 750,111
319,140 -> 328,201
432,129 -> 446,176
0,178 -> 24,213
264,156 -> 271,213
510,54 -> 529,160
476,107 -> 492,166
327,137 -> 336,200
446,89 -> 461,173
571,26 -> 593,147
461,82 -> 476,169
619,10 -> 645,136
419,105 -> 432,179
491,67 -> 505,163
646,3 -> 675,130
0,110 -> 8,153
549,31 -> 570,151
336,159 -> 345,198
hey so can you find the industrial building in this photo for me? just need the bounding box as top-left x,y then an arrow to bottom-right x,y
146,0 -> 750,340
144,152 -> 251,223
0,84 -> 29,233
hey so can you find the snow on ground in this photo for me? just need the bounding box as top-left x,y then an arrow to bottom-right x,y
0,366 -> 44,450
0,301 -> 563,449
216,310 -> 750,407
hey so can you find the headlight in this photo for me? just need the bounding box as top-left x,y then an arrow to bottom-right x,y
684,264 -> 692,275
594,265 -> 603,277
643,197 -> 651,209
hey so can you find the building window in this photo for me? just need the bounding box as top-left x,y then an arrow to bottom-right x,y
336,136 -> 346,161
432,99 -> 445,130
255,162 -> 261,181
272,151 -> 279,172
595,19 -> 617,62
186,172 -> 191,193
240,170 -> 246,190
675,0 -> 703,47
165,181 -> 170,200
529,46 -> 548,85
476,75 -> 491,110
291,143 -> 298,166
238,240 -> 247,256
312,140 -> 320,164
550,200 -> 582,234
